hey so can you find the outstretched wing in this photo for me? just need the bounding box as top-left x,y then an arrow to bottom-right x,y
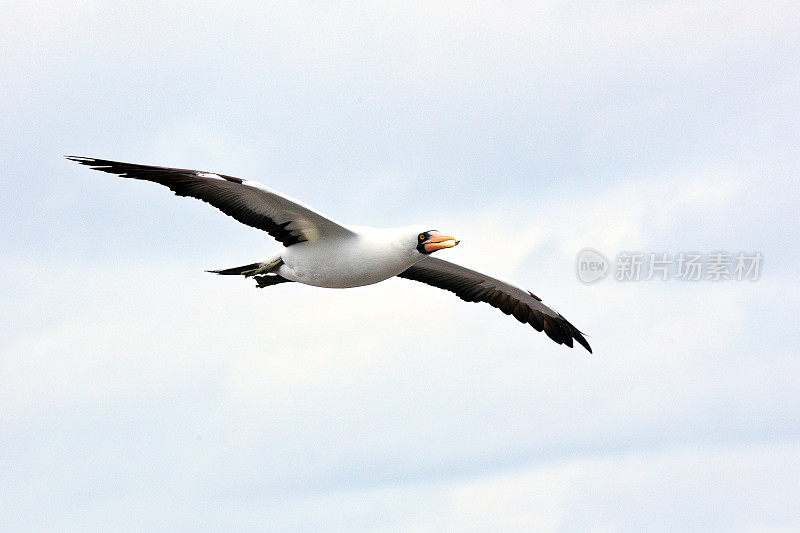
67,156 -> 354,247
397,256 -> 592,352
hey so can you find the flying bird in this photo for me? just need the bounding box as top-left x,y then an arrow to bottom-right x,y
67,156 -> 591,352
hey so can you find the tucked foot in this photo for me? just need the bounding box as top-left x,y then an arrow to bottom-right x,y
242,257 -> 284,277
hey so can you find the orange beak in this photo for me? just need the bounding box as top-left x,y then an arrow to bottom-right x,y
423,232 -> 460,253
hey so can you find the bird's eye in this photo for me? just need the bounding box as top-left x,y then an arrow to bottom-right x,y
419,233 -> 426,240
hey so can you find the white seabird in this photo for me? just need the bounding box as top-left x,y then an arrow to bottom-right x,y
67,156 -> 591,352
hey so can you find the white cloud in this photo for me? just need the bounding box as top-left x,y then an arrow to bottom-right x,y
44,441 -> 791,532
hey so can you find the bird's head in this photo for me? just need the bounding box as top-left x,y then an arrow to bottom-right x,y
414,229 -> 460,255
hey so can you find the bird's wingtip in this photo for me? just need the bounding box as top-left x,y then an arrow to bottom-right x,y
575,333 -> 593,354
65,155 -> 93,164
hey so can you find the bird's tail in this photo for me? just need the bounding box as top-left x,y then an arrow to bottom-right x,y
206,262 -> 264,276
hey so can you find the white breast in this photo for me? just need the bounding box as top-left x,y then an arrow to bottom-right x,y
278,228 -> 418,288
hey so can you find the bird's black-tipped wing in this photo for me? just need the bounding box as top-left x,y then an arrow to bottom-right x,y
398,256 -> 592,353
67,156 -> 354,247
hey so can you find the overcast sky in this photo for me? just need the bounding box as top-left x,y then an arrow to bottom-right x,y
2,2 -> 799,531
